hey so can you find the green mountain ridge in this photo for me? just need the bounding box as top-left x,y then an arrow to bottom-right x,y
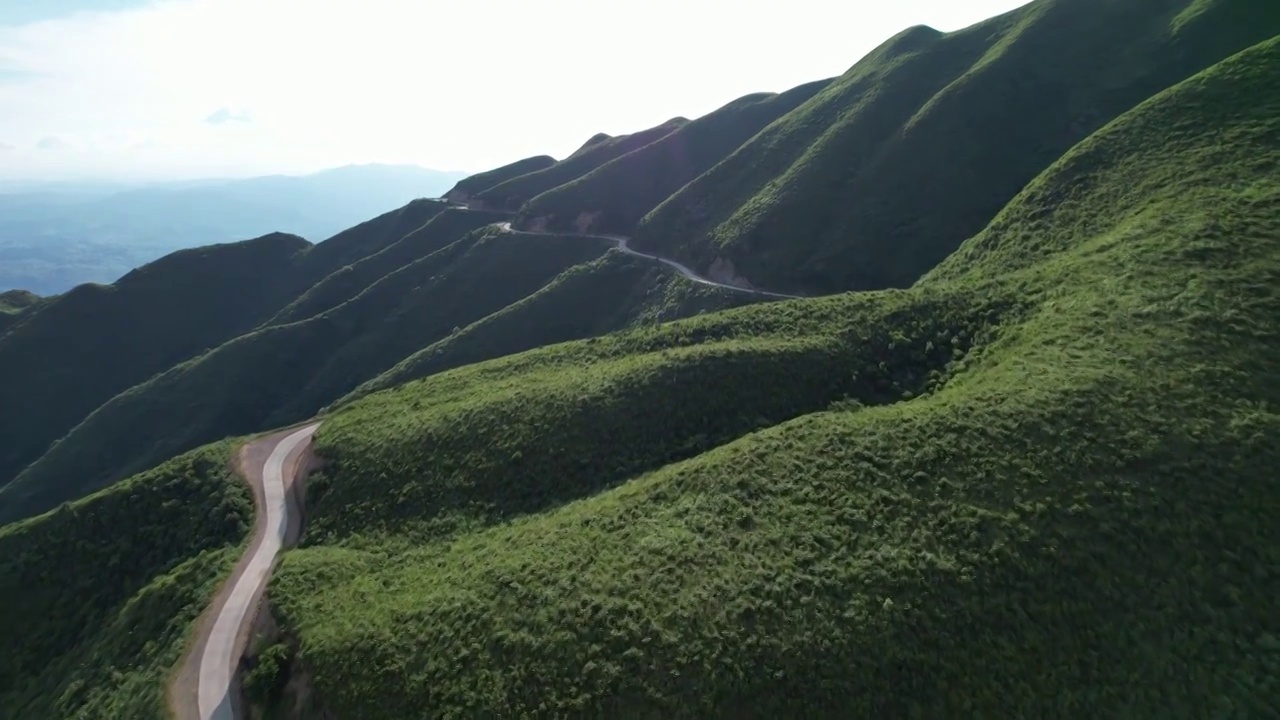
514,79 -> 834,236
632,0 -> 1280,295
473,117 -> 690,211
444,155 -> 558,202
268,30 -> 1280,716
2,0 -> 1278,716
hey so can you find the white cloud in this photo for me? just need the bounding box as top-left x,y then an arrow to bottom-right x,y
36,135 -> 66,150
205,107 -> 252,125
0,0 -> 1033,181
0,140 -> 13,151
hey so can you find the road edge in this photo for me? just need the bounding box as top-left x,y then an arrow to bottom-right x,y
166,423 -> 321,720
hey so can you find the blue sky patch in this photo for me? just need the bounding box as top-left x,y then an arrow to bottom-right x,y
1,0 -> 155,26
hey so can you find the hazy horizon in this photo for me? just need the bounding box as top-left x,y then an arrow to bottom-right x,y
0,161 -> 468,192
1,0 -> 1032,183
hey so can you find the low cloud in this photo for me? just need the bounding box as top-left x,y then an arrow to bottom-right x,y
36,135 -> 66,150
204,107 -> 252,125
0,141 -> 14,151
0,55 -> 38,84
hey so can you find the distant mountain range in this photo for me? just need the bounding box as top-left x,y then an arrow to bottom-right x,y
0,164 -> 467,295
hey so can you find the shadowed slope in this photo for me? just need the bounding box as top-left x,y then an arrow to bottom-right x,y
270,32 -> 1280,718
634,0 -> 1280,295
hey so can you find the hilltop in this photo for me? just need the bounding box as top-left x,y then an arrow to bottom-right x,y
514,79 -> 833,236
629,0 -> 1280,294
443,154 -> 557,203
472,118 -> 689,211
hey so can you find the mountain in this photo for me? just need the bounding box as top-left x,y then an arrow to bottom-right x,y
0,200 -> 760,525
631,0 -> 1280,295
268,28 -> 1280,717
514,79 -> 833,236
0,290 -> 39,335
470,117 -> 690,211
2,0 -> 1279,717
443,155 -> 558,203
0,164 -> 467,295
0,232 -> 309,495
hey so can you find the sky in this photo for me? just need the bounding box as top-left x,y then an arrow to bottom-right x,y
0,0 -> 1033,182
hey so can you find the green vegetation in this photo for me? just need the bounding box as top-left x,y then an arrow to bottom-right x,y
0,441 -> 251,720
243,642 -> 294,708
0,289 -> 39,314
341,244 -> 773,404
5,3 -> 1280,717
516,80 -> 832,236
443,154 -> 557,202
267,33 -> 1280,717
633,0 -> 1280,295
282,197 -> 450,293
478,118 -> 689,211
0,289 -> 40,335
0,232 -> 308,491
0,229 -> 616,523
268,206 -> 507,325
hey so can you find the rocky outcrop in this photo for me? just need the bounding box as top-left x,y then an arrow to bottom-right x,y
707,256 -> 756,289
573,211 -> 603,233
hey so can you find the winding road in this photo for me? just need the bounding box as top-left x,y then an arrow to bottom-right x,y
494,221 -> 802,299
172,422 -> 320,720
169,205 -> 794,718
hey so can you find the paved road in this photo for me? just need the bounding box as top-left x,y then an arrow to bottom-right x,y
196,423 -> 319,720
494,221 -> 801,299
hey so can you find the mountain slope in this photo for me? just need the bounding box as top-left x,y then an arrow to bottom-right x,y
0,218 -> 771,524
0,290 -> 40,334
269,205 -> 507,324
0,441 -> 251,720
632,0 -> 1280,295
443,155 -> 558,203
339,247 -> 770,405
514,79 -> 834,236
266,32 -> 1280,718
0,232 -> 309,490
0,289 -> 38,314
475,118 -> 689,211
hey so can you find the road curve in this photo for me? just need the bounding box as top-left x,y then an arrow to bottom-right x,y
184,422 -> 320,720
493,221 -> 802,300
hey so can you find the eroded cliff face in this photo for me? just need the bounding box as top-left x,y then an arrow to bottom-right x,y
573,211 -> 603,233
707,256 -> 757,289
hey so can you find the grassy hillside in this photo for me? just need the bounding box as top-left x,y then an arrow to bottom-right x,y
282,197 -> 451,293
0,290 -> 40,335
515,80 -> 833,236
478,118 -> 689,212
443,155 -> 557,202
633,0 -> 1280,295
0,232 -> 308,491
341,246 -> 772,405
0,442 -> 251,720
268,207 -> 508,325
0,289 -> 39,314
0,228 -> 617,523
267,32 -> 1280,718
0,198 -> 499,522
